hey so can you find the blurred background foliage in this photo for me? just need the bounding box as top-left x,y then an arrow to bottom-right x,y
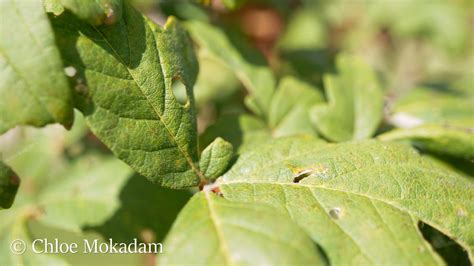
0,0 -> 472,265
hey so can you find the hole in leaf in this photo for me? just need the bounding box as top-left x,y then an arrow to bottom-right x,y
171,77 -> 188,106
418,221 -> 470,266
293,169 -> 313,183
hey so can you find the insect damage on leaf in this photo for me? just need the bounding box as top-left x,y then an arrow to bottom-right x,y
50,2 -> 203,188
221,136 -> 473,265
288,164 -> 329,183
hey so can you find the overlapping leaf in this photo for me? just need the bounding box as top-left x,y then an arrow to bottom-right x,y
310,54 -> 383,142
383,86 -> 474,159
45,0 -> 123,25
51,3 -> 203,188
269,76 -> 323,137
159,192 -> 326,265
0,160 -> 19,209
185,21 -> 275,117
220,136 -> 473,265
0,0 -> 73,134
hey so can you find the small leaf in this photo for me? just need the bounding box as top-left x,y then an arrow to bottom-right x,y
199,138 -> 233,181
45,0 -> 123,25
0,0 -> 73,134
51,4 -> 203,188
185,21 -> 275,117
221,136 -> 473,264
0,161 -> 19,209
159,192 -> 326,265
384,86 -> 474,159
379,124 -> 474,160
269,76 -> 323,137
310,54 -> 383,142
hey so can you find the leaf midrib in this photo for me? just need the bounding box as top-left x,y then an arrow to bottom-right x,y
85,19 -> 204,181
204,192 -> 234,266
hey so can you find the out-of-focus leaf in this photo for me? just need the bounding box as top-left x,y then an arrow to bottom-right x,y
45,0 -> 123,25
0,218 -> 69,266
221,0 -> 246,10
199,138 -> 233,181
52,4 -> 203,188
277,8 -> 327,50
200,114 -> 271,153
0,120 -> 133,265
185,21 -> 275,117
385,87 -> 474,159
29,221 -> 145,266
367,1 -> 471,55
379,125 -> 474,160
0,155 -> 132,264
221,136 -> 473,264
269,76 -> 323,137
0,160 -> 19,209
174,55 -> 241,108
0,0 -> 73,134
158,192 -> 326,265
390,87 -> 473,127
37,156 -> 133,232
92,174 -> 193,244
310,54 -> 383,142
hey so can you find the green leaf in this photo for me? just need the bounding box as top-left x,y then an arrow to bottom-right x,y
0,160 -> 19,209
92,174 -> 193,243
390,86 -> 473,127
199,138 -> 234,181
384,87 -> 474,159
36,156 -> 133,232
45,0 -> 123,25
368,1 -> 471,55
277,8 -> 327,51
221,0 -> 247,10
159,192 -> 326,265
310,54 -> 383,142
200,114 -> 271,153
379,124 -> 474,160
220,136 -> 473,264
191,55 -> 242,107
185,21 -> 275,117
0,120 -> 132,265
269,76 -> 323,137
0,0 -> 73,134
0,155 -> 132,264
51,4 -> 203,188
